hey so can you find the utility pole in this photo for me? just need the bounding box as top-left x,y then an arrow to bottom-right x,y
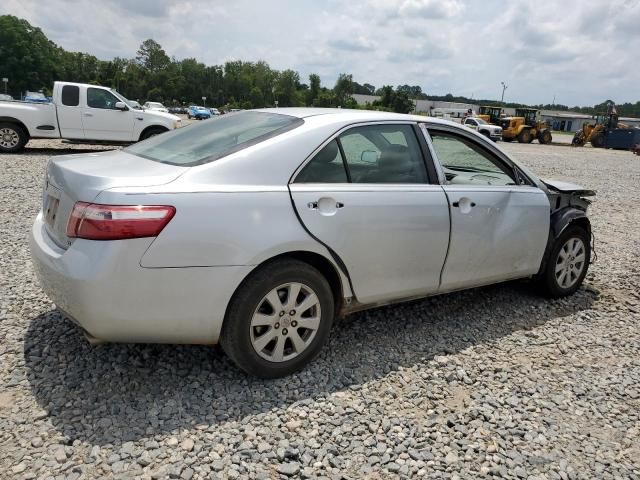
2,78 -> 7,94
500,82 -> 508,104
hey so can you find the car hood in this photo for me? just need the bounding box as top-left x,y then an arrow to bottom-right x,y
142,110 -> 180,122
541,179 -> 596,196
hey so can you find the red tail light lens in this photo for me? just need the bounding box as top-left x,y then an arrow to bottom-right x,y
66,202 -> 176,240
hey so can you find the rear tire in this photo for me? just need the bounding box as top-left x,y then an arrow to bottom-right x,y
0,122 -> 28,153
539,129 -> 552,144
517,129 -> 532,143
538,225 -> 590,298
220,259 -> 335,378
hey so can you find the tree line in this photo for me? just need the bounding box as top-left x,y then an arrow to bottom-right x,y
2,15 -> 640,117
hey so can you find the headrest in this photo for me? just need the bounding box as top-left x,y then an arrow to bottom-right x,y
378,144 -> 412,174
315,141 -> 339,163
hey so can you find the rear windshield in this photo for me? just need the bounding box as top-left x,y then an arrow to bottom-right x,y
126,111 -> 303,166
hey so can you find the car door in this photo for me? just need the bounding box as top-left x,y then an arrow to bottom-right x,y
82,87 -> 134,141
425,127 -> 550,291
56,84 -> 84,139
289,123 -> 450,304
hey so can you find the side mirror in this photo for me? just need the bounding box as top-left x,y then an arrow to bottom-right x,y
114,101 -> 128,111
361,150 -> 378,164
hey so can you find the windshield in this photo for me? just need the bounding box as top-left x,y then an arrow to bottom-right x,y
148,102 -> 164,108
126,111 -> 303,166
474,118 -> 488,125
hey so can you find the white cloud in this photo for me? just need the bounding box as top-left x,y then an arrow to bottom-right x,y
1,0 -> 639,105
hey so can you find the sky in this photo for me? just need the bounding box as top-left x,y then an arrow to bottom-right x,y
2,0 -> 640,106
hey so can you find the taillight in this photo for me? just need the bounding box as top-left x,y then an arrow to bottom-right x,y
66,202 -> 176,240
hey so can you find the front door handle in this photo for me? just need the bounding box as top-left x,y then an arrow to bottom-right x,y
83,113 -> 93,117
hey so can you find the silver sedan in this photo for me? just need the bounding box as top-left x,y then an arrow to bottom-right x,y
30,109 -> 595,377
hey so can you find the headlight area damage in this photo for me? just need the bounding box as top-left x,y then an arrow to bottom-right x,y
540,178 -> 597,269
543,179 -> 596,213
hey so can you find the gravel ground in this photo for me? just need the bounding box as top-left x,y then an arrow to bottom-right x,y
1,139 -> 639,479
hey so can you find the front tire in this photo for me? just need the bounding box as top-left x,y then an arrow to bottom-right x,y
539,225 -> 590,297
221,259 -> 335,378
517,129 -> 532,143
0,123 -> 28,153
139,127 -> 167,141
590,132 -> 605,148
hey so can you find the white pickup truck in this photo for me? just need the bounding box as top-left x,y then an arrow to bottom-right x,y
462,116 -> 503,141
0,81 -> 181,153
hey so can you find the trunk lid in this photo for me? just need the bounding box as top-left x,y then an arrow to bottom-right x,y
43,149 -> 187,249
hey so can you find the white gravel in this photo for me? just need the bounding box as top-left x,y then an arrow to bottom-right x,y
1,139 -> 639,479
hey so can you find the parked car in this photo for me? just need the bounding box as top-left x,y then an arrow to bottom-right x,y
0,81 -> 181,153
463,116 -> 502,141
30,109 -> 595,378
126,100 -> 143,110
210,107 -> 220,116
142,101 -> 169,113
168,106 -> 184,114
187,105 -> 211,120
0,94 -> 13,101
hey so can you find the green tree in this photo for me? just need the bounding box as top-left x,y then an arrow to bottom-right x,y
333,73 -> 354,106
136,39 -> 170,73
0,15 -> 59,95
275,69 -> 300,107
307,73 -> 320,106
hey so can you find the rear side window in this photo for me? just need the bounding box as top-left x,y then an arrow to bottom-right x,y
61,85 -> 79,106
296,140 -> 348,183
126,111 -> 303,166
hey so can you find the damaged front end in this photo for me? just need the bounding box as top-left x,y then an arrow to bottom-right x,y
538,178 -> 597,273
542,179 -> 596,214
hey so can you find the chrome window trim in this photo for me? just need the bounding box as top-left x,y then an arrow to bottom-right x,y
289,120 -> 425,185
421,123 -> 539,188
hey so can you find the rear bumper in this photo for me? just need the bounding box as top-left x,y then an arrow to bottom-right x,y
29,212 -> 252,344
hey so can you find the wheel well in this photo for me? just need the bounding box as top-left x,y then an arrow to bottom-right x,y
225,251 -> 346,324
567,216 -> 591,236
271,251 -> 345,314
139,125 -> 168,141
0,117 -> 30,138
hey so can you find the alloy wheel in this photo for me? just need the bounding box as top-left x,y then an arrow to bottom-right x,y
250,282 -> 321,362
0,128 -> 19,149
555,237 -> 586,289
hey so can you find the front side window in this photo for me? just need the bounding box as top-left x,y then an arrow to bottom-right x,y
126,111 -> 303,166
87,88 -> 120,110
295,124 -> 427,184
429,131 -> 516,186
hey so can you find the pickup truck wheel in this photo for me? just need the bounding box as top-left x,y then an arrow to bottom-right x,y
0,123 -> 28,153
538,225 -> 590,298
220,259 -> 335,378
481,130 -> 491,140
139,127 -> 168,141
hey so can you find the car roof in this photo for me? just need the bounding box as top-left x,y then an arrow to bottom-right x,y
255,107 -> 461,127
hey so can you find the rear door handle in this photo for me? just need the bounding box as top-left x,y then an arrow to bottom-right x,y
83,113 -> 93,117
307,200 -> 345,210
452,201 -> 476,207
